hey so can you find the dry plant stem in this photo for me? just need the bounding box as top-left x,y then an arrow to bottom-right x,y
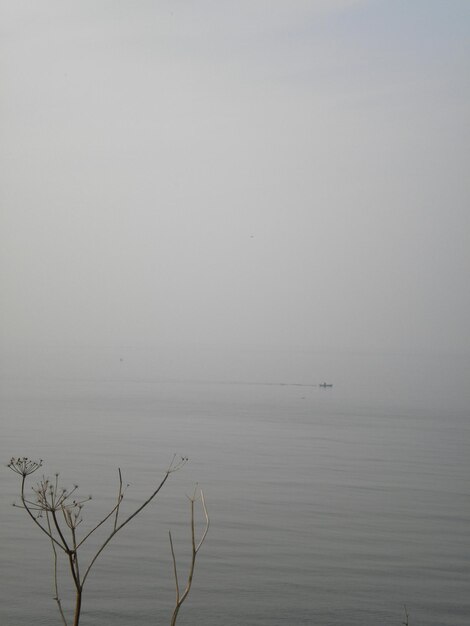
74,474 -> 124,551
169,489 -> 209,626
10,456 -> 187,626
80,461 -> 179,586
19,474 -> 81,625
52,510 -> 82,626
46,511 -> 68,626
114,468 -> 123,531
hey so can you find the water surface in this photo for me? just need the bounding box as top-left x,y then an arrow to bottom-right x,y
1,351 -> 469,626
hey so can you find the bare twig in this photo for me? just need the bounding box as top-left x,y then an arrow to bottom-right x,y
46,511 -> 68,626
81,456 -> 187,587
76,496 -> 122,549
114,468 -> 123,531
169,488 -> 209,626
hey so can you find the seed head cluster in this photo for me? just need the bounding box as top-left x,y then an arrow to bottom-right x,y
30,475 -> 91,523
8,457 -> 43,476
8,457 -> 91,525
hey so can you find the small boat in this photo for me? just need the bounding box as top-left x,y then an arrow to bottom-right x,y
319,382 -> 333,388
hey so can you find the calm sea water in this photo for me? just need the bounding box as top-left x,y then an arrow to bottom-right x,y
1,351 -> 469,626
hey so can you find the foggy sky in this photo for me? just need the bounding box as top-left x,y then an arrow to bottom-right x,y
1,0 -> 469,357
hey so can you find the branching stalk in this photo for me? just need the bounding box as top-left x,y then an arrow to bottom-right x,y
169,488 -> 209,626
8,455 -> 190,626
81,457 -> 185,587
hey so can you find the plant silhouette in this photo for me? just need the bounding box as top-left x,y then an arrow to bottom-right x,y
8,456 -> 209,626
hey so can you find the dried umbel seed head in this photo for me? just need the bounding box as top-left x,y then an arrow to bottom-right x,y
29,476 -> 92,514
168,455 -> 189,473
8,457 -> 43,476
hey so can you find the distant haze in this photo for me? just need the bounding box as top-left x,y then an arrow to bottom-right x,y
1,1 -> 469,371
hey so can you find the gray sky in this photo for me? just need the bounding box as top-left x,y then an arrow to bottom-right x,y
1,0 -> 469,357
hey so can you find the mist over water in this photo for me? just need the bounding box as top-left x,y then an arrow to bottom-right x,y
1,348 -> 469,626
1,2 -> 470,624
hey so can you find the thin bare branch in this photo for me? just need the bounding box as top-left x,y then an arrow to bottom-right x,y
196,490 -> 210,552
46,511 -> 68,626
169,530 -> 180,602
75,497 -> 123,550
114,468 -> 123,531
81,458 -> 186,587
51,509 -> 72,555
169,488 -> 209,626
